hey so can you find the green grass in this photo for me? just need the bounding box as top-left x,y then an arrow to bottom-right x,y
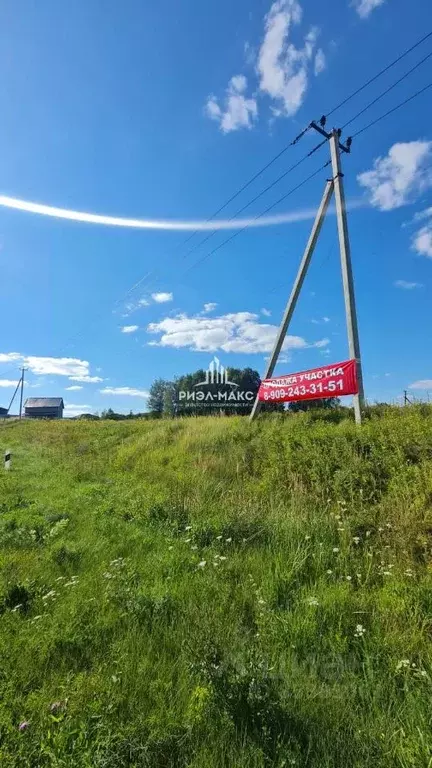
0,407 -> 431,767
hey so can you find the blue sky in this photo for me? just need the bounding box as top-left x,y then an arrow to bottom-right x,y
0,0 -> 431,416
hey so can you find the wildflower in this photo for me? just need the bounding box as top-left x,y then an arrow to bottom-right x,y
326,569 -> 333,575
50,701 -> 65,714
307,597 -> 319,606
102,573 -> 113,580
338,527 -> 345,532
396,659 -> 410,671
353,536 -> 360,545
383,571 -> 391,576
168,546 -> 173,551
185,538 -> 191,543
216,535 -> 222,540
346,575 -> 352,581
18,721 -> 29,732
191,545 -> 198,551
197,561 -> 206,568
226,537 -> 232,543
385,523 -> 392,529
258,598 -> 266,605
185,525 -> 192,531
219,556 -> 227,561
354,624 -> 366,637
419,670 -> 427,677
365,530 -> 371,538
356,573 -> 362,578
332,547 -> 339,553
404,568 -> 413,577
305,535 -> 311,541
378,527 -> 383,533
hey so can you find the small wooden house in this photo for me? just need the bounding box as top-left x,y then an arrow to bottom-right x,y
24,398 -> 64,419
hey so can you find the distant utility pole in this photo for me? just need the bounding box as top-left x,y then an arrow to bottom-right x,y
403,390 -> 413,406
18,367 -> 27,420
250,121 -> 365,424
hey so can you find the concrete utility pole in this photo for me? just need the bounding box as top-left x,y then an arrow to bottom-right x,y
19,367 -> 27,420
250,121 -> 365,424
328,130 -> 364,424
250,179 -> 335,421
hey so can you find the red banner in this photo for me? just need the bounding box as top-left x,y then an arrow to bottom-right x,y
258,359 -> 358,404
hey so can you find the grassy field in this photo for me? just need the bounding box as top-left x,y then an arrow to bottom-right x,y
0,407 -> 431,767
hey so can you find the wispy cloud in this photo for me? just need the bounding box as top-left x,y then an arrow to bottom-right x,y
257,0 -> 321,117
352,0 -> 386,19
69,375 -> 104,384
0,379 -> 22,388
357,141 -> 432,211
314,48 -> 326,75
202,302 -> 218,314
147,310 -> 328,354
121,325 -> 139,333
411,207 -> 432,258
261,308 -> 271,317
394,280 -> 423,290
64,403 -> 94,418
408,380 -> 432,390
65,385 -> 83,391
0,196 -> 366,232
206,75 -> 258,133
100,387 -> 149,398
151,292 -> 173,303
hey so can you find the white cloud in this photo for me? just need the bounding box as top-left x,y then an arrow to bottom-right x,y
314,48 -> 326,75
202,302 -> 218,314
411,208 -> 432,258
121,325 -> 139,333
357,141 -> 432,211
0,379 -> 21,387
69,375 -> 104,383
147,310 -> 328,354
100,387 -> 149,398
323,316 -> 330,323
0,352 -> 22,363
257,0 -> 321,117
151,292 -> 173,303
65,385 -> 83,391
394,280 -> 423,290
352,0 -> 386,19
206,75 -> 257,133
261,308 -> 271,317
408,380 -> 432,390
63,403 -> 94,418
26,356 -> 90,377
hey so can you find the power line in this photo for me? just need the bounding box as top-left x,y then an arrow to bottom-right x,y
184,160 -> 331,275
353,81 -> 432,138
342,49 -> 432,129
181,138 -> 328,260
326,29 -> 432,118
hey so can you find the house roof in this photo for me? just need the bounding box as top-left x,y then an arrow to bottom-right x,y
24,398 -> 64,408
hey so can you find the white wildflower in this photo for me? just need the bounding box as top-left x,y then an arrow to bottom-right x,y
185,525 -> 192,531
185,538 -> 191,543
332,547 -> 339,553
216,535 -> 222,540
396,659 -> 410,671
326,569 -> 333,575
226,537 -> 232,543
168,546 -> 173,551
353,536 -> 360,545
191,545 -> 198,551
346,575 -> 352,581
354,624 -> 366,637
307,597 -> 319,606
197,561 -> 206,568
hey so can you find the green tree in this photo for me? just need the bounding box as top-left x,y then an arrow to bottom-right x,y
148,378 -> 168,417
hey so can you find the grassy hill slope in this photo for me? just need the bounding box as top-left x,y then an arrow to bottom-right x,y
0,408 -> 431,767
